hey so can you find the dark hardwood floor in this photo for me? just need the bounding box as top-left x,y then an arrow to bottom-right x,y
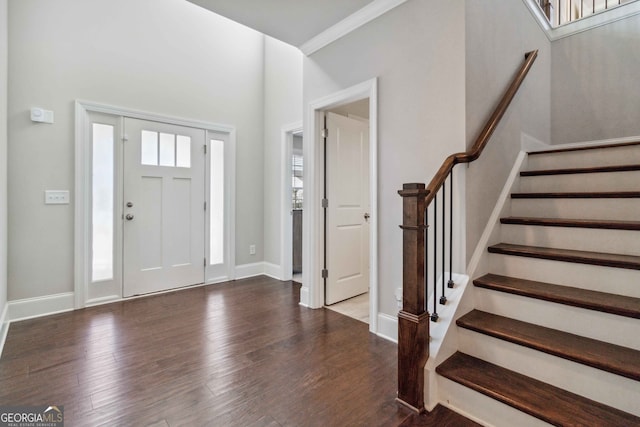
0,276 -> 464,426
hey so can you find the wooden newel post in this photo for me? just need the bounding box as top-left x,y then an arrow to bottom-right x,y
396,183 -> 430,413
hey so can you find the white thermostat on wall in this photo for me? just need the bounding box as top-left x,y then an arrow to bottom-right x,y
31,107 -> 54,124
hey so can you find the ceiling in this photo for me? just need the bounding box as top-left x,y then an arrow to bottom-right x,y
186,0 -> 376,48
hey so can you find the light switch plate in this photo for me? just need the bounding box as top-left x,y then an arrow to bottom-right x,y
45,190 -> 70,204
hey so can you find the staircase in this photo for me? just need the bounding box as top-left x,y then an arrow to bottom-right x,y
437,142 -> 640,426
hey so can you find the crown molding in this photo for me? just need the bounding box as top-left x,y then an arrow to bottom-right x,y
300,0 -> 408,56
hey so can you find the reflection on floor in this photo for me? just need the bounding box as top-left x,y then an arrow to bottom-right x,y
326,292 -> 369,324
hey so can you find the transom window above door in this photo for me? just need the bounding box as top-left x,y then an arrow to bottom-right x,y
141,130 -> 191,168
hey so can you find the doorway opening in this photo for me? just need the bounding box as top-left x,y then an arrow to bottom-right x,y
323,100 -> 371,324
291,131 -> 304,284
303,78 -> 378,334
281,122 -> 303,284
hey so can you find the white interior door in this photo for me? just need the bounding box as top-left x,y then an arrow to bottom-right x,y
325,112 -> 370,305
123,118 -> 206,297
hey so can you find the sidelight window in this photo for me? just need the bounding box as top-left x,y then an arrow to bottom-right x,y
92,123 -> 115,282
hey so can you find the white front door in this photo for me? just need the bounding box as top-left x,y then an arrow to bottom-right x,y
123,118 -> 206,297
325,112 -> 370,305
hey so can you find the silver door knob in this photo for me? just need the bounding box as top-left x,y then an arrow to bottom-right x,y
364,213 -> 370,221
125,214 -> 134,220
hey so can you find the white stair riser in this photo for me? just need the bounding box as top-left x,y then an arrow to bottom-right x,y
501,224 -> 640,256
458,329 -> 640,417
527,146 -> 640,170
475,287 -> 640,351
519,170 -> 640,193
488,253 -> 640,298
437,376 -> 551,427
510,198 -> 640,221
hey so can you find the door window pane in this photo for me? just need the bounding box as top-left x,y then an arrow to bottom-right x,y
209,139 -> 224,265
141,130 -> 158,165
92,123 -> 114,282
160,133 -> 176,167
176,135 -> 191,168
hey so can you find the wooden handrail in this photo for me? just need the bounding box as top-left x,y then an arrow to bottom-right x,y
423,50 -> 538,208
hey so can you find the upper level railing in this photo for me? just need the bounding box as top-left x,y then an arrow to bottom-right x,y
396,50 -> 538,413
539,0 -> 635,26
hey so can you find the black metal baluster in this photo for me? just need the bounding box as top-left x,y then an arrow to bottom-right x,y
431,196 -> 439,322
448,171 -> 454,289
424,207 -> 428,313
440,184 -> 446,305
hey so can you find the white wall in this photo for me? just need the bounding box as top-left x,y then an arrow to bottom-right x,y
0,0 -> 8,315
304,0 -> 466,316
464,0 -> 551,265
263,36 -> 303,268
8,0 -> 266,300
551,14 -> 640,144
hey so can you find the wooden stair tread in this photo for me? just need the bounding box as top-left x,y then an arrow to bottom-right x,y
488,243 -> 640,270
521,164 -> 640,176
457,310 -> 640,381
511,191 -> 640,199
474,273 -> 640,319
436,352 -> 640,427
500,216 -> 640,231
528,140 -> 640,155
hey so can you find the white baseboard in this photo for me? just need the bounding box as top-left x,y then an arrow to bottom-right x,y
8,292 -> 75,323
234,262 -> 267,280
0,302 -> 9,358
235,262 -> 289,281
263,262 -> 284,280
376,313 -> 398,343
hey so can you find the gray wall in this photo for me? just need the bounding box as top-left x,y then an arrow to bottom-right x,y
8,0 -> 266,300
0,0 -> 7,313
465,0 -> 551,265
304,0 -> 466,316
551,14 -> 640,144
263,36 -> 303,267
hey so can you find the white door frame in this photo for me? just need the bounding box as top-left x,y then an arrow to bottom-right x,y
74,100 -> 236,309
280,122 -> 303,282
302,78 -> 378,334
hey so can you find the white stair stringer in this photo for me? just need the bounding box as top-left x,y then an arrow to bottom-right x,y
519,170 -> 640,193
500,224 -> 640,256
527,142 -> 640,170
437,375 -> 551,427
423,273 -> 472,411
489,253 -> 640,299
474,287 -> 639,351
458,328 -> 640,416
